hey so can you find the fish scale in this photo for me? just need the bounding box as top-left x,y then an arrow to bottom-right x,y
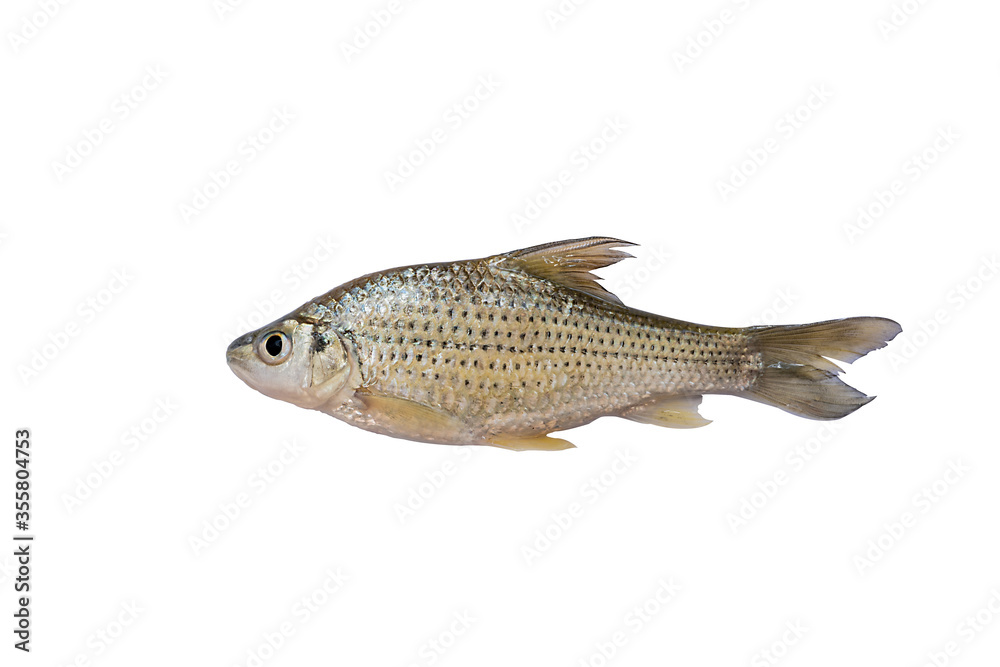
298,258 -> 758,437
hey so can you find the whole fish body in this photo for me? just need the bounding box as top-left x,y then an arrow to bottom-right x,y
227,237 -> 901,450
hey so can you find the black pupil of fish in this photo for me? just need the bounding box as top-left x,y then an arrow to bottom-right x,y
265,334 -> 283,357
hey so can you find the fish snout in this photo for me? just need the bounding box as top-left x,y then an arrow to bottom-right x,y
227,332 -> 254,355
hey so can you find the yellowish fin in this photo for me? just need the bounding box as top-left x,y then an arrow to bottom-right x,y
489,434 -> 576,451
351,392 -> 471,444
622,395 -> 711,429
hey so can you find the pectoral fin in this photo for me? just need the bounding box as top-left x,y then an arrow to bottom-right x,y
352,391 -> 473,444
622,395 -> 711,429
488,434 -> 577,451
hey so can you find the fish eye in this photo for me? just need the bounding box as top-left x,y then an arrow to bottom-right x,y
257,331 -> 291,365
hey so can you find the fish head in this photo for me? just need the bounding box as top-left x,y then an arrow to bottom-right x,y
226,318 -> 357,410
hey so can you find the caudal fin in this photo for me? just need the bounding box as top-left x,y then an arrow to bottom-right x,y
745,317 -> 902,420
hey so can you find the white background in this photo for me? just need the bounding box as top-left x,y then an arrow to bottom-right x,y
3,1 -> 999,665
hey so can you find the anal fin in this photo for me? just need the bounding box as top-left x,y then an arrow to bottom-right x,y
622,395 -> 711,429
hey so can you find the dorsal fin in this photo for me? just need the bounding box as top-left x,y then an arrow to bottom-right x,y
493,236 -> 636,305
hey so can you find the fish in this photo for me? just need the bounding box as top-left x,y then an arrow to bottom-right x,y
226,237 -> 901,451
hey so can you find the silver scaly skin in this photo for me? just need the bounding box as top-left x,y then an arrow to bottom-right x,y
227,238 -> 901,450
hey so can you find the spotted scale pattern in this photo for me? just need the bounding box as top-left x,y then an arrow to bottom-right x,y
294,256 -> 761,440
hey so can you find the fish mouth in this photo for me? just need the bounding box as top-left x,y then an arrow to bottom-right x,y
226,333 -> 256,385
